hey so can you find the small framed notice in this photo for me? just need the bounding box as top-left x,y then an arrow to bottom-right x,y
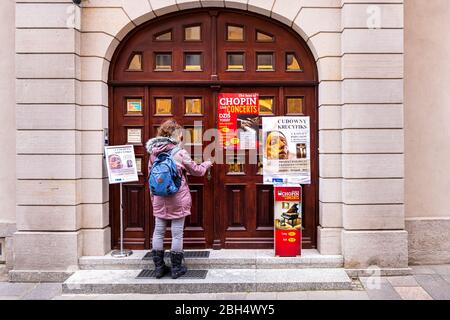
239,131 -> 257,150
127,98 -> 143,115
127,128 -> 142,144
135,157 -> 142,174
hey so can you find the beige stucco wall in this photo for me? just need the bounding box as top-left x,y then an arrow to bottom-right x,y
404,0 -> 450,264
405,0 -> 450,219
0,0 -> 16,224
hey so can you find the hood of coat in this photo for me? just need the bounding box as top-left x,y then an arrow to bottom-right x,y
145,136 -> 178,155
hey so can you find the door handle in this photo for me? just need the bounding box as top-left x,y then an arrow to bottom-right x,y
207,168 -> 212,181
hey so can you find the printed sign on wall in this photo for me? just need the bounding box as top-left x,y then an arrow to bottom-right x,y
105,145 -> 139,184
218,93 -> 259,149
262,116 -> 311,185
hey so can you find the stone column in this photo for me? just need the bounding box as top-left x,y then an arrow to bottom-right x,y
340,0 -> 408,274
12,0 -> 85,282
293,2 -> 344,256
0,0 -> 17,269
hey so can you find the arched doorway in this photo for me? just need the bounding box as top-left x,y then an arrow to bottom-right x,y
109,8 -> 318,250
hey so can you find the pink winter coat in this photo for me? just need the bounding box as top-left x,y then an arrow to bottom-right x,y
146,137 -> 212,220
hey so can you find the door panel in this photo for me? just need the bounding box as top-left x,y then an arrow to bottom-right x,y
225,184 -> 247,231
255,184 -> 274,231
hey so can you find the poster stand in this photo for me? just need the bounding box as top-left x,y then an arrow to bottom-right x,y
111,183 -> 133,258
273,184 -> 302,257
104,144 -> 138,259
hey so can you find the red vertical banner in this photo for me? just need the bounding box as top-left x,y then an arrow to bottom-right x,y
274,185 -> 302,256
218,93 -> 259,149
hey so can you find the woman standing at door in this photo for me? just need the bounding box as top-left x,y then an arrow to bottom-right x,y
146,120 -> 212,279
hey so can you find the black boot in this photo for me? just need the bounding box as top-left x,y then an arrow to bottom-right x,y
152,250 -> 169,279
170,251 -> 187,279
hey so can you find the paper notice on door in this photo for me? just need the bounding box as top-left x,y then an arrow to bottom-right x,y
239,131 -> 256,149
127,128 -> 142,144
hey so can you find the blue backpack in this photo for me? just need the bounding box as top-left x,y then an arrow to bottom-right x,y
149,147 -> 183,196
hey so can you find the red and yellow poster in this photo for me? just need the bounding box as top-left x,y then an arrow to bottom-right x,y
274,185 -> 302,256
218,93 -> 259,149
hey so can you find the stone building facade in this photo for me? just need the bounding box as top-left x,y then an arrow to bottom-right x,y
0,0 -> 449,282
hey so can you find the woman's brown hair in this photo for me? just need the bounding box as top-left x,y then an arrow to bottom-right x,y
157,119 -> 182,138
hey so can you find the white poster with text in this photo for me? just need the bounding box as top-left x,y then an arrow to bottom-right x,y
262,117 -> 311,185
105,145 -> 139,184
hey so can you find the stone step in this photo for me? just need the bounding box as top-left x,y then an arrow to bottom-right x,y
62,268 -> 353,294
79,249 -> 343,270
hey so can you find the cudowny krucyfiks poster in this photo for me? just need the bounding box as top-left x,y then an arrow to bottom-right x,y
262,117 -> 311,185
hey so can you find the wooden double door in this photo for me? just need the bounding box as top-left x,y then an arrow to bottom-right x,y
111,85 -> 318,250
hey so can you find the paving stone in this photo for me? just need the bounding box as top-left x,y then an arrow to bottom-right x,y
430,265 -> 450,275
393,287 -> 433,300
414,274 -> 450,300
94,294 -> 181,300
0,282 -> 37,297
93,294 -> 139,300
306,291 -> 338,300
386,276 -> 419,287
350,277 -> 364,291
359,276 -> 390,290
276,291 -> 308,300
21,283 -> 62,300
53,294 -> 96,300
216,292 -> 249,300
334,291 -> 370,300
441,275 -> 450,285
245,292 -> 278,300
0,296 -> 20,300
157,293 -> 217,300
410,266 -> 437,275
358,279 -> 401,300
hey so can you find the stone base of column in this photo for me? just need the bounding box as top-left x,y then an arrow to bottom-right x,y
0,223 -> 16,269
317,227 -> 342,255
342,230 -> 409,272
82,227 -> 111,256
11,231 -> 81,282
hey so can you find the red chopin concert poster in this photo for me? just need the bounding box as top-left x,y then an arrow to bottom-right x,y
274,185 -> 302,256
218,93 -> 259,149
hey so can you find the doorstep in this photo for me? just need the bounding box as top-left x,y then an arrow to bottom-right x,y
79,249 -> 343,270
62,268 -> 353,294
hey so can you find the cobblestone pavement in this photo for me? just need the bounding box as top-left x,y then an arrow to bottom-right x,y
1,265 -> 449,300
